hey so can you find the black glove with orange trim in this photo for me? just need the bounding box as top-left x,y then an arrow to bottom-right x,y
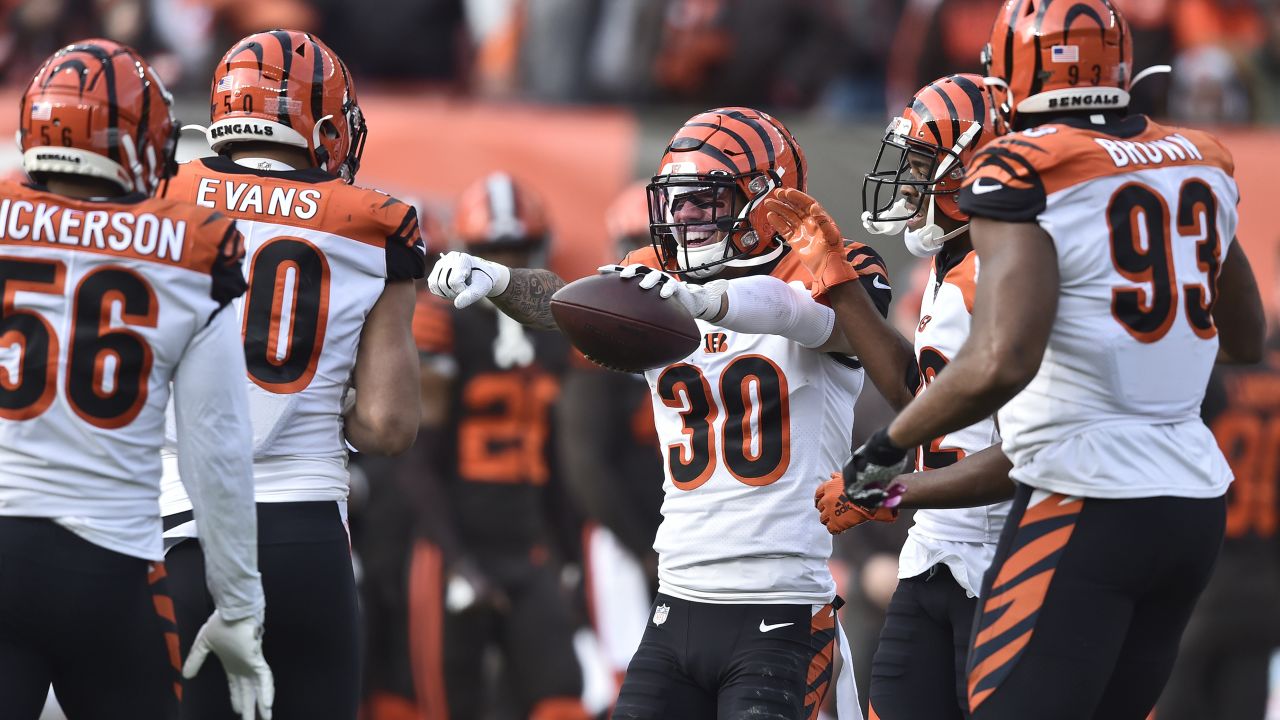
815,474 -> 898,535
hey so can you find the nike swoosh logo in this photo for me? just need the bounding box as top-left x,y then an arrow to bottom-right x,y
971,179 -> 1004,195
759,621 -> 795,633
872,277 -> 891,291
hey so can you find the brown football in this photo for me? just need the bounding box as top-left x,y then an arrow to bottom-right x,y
550,273 -> 700,373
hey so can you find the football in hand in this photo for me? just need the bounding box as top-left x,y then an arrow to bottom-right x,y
550,272 -> 700,373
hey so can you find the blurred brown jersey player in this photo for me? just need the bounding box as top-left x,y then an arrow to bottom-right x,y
408,173 -> 589,720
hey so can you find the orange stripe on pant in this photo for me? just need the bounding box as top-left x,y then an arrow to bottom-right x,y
148,561 -> 183,701
967,492 -> 1081,712
409,541 -> 448,720
804,603 -> 838,720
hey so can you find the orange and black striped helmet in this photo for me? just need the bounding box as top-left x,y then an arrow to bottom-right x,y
207,30 -> 366,181
19,39 -> 178,195
605,180 -> 651,254
648,107 -> 806,277
864,73 -> 1006,226
453,172 -> 550,251
981,0 -> 1133,123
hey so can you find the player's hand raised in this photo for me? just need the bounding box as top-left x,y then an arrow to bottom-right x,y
758,188 -> 859,295
815,474 -> 898,534
184,610 -> 274,720
842,428 -> 911,510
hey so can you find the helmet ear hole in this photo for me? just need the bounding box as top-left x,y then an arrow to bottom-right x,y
319,118 -> 340,141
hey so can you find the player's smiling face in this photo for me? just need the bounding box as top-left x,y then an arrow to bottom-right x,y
669,186 -> 735,248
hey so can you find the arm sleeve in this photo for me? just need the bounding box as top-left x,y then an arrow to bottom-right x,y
719,274 -> 836,348
172,307 -> 264,621
844,241 -> 893,317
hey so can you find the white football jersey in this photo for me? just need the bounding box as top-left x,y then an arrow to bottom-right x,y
960,117 -> 1236,500
899,249 -> 1008,596
625,244 -> 891,605
0,181 -> 246,559
159,157 -> 425,514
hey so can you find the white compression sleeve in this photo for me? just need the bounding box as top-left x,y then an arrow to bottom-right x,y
717,274 -> 836,348
172,308 -> 265,621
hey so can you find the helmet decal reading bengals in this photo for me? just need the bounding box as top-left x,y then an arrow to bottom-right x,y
647,107 -> 807,278
207,30 -> 366,182
981,0 -> 1133,123
19,39 -> 178,195
453,172 -> 550,251
863,73 -> 1007,250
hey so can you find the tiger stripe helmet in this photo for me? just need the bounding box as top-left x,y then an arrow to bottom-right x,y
981,0 -> 1133,122
208,30 -> 366,182
864,73 -> 1007,226
605,180 -> 651,253
453,172 -> 550,251
648,107 -> 807,278
19,39 -> 178,195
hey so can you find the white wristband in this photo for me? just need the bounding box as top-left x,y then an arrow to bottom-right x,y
718,274 -> 835,348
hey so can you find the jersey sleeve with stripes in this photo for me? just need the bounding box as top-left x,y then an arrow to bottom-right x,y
957,134 -> 1053,222
843,240 -> 892,317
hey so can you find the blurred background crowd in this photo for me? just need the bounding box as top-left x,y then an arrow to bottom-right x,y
3,1 -> 1279,719
3,0 -> 1280,123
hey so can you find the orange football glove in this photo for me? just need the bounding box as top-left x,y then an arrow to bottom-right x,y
757,188 -> 859,296
814,473 -> 898,535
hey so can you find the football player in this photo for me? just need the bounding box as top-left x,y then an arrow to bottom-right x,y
844,1 -> 1266,718
558,180 -> 664,697
428,107 -> 891,719
1157,248 -> 1280,719
157,30 -> 425,720
764,73 -> 1015,720
0,40 -> 271,719
407,172 -> 589,720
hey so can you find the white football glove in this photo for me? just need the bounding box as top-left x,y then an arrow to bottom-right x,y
427,252 -> 512,309
598,264 -> 726,321
184,610 -> 274,720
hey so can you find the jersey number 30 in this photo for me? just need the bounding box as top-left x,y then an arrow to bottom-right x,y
657,355 -> 790,490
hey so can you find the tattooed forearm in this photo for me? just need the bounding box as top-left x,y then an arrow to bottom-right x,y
492,268 -> 566,330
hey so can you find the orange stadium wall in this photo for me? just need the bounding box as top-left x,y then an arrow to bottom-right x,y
0,90 -> 1275,319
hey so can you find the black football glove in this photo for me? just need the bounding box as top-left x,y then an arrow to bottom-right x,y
842,428 -> 911,510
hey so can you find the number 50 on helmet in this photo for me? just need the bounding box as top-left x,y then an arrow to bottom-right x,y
203,30 -> 366,182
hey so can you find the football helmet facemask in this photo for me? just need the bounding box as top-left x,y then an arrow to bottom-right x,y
647,107 -> 807,279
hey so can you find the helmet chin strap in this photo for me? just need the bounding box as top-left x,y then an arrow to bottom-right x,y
862,198 -> 911,235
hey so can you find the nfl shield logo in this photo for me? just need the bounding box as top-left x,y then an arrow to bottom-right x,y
653,604 -> 670,626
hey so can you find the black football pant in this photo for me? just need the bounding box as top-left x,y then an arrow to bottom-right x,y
0,517 -> 180,719
869,564 -> 976,720
408,541 -> 585,720
1156,549 -> 1280,720
612,593 -> 841,720
967,484 -> 1225,720
166,501 -> 359,720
